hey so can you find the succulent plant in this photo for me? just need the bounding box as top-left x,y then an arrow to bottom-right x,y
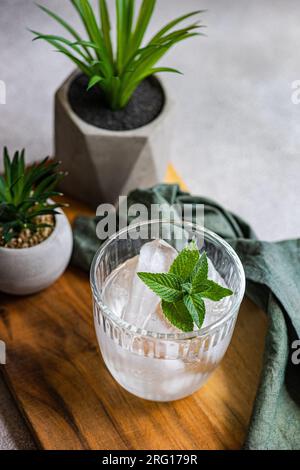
0,147 -> 66,245
32,0 -> 205,110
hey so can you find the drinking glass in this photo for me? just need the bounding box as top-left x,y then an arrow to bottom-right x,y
90,220 -> 245,401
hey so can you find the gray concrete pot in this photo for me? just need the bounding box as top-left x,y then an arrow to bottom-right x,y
55,71 -> 172,208
0,208 -> 73,296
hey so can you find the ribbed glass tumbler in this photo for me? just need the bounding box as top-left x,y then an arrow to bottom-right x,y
91,221 -> 245,402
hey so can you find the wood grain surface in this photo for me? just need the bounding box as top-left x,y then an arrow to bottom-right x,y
0,166 -> 268,450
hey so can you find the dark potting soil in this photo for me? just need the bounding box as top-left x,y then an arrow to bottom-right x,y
68,73 -> 165,131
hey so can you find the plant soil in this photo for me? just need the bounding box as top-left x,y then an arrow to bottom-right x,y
68,74 -> 165,131
0,215 -> 55,249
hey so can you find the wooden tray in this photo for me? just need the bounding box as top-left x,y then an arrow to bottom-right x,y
0,166 -> 267,450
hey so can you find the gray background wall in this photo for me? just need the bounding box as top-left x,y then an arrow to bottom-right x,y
0,0 -> 299,448
0,0 -> 299,241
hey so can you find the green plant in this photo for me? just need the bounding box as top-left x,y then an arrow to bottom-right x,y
138,242 -> 233,332
32,0 -> 205,110
0,147 -> 66,244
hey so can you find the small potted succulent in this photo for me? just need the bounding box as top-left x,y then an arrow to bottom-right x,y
0,148 -> 73,295
32,0 -> 204,206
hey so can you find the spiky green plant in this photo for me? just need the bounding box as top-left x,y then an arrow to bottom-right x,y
0,147 -> 66,244
32,0 -> 205,110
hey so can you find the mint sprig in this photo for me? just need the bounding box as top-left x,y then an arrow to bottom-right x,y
137,242 -> 233,332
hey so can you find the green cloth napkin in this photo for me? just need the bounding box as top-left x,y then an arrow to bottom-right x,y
72,184 -> 300,450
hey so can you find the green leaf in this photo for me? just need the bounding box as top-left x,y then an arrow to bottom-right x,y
109,76 -> 122,110
199,280 -> 233,301
162,300 -> 193,333
150,67 -> 182,75
32,32 -> 90,62
125,0 -> 135,41
99,0 -> 113,62
33,174 -> 60,198
0,147 -> 66,241
34,4 -> 93,60
169,241 -> 199,281
0,176 -> 6,201
31,30 -> 93,77
129,0 -> 156,53
115,0 -> 135,72
184,294 -> 206,329
79,0 -> 112,68
151,23 -> 203,47
116,0 -> 128,72
56,49 -> 92,77
33,0 -> 204,111
73,39 -> 98,49
191,252 -> 208,292
136,238 -> 233,332
16,149 -> 25,200
11,151 -> 19,183
137,272 -> 182,302
149,10 -> 205,45
78,0 -> 102,45
27,208 -> 61,219
3,147 -> 12,187
87,75 -> 103,90
141,67 -> 182,81
122,44 -> 158,73
36,3 -> 82,42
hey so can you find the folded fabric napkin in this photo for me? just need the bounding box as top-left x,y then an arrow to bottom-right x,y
72,184 -> 300,450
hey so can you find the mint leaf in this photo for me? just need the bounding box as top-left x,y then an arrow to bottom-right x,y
199,280 -> 233,301
191,251 -> 208,292
162,300 -> 194,332
137,243 -> 234,333
184,294 -> 206,329
137,272 -> 183,302
169,241 -> 199,281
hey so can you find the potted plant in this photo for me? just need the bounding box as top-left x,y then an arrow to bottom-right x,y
0,148 -> 73,295
32,0 -> 204,207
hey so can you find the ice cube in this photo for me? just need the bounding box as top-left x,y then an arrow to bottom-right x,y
122,239 -> 178,328
136,239 -> 178,273
141,303 -> 178,334
102,241 -> 232,332
207,257 -> 224,284
102,256 -> 138,318
201,257 -> 233,328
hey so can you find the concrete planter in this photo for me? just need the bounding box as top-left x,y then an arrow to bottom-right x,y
0,208 -> 73,296
55,71 -> 172,208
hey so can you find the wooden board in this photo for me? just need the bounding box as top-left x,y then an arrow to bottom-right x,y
0,165 -> 268,450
